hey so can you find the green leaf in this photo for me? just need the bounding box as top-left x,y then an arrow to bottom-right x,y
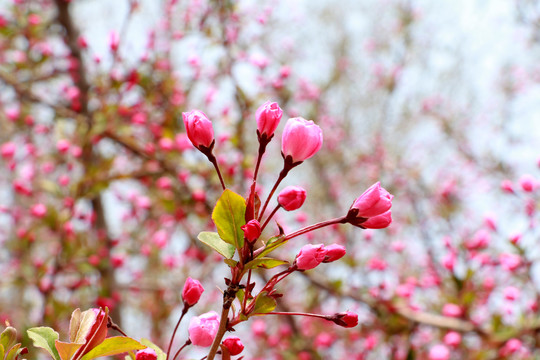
236,289 -> 245,304
1,327 -> 17,351
256,236 -> 287,259
197,232 -> 235,259
224,259 -> 238,267
252,292 -> 276,315
55,341 -> 83,360
140,339 -> 166,360
244,258 -> 288,270
27,327 -> 60,360
0,344 -> 5,360
80,337 -> 145,360
212,190 -> 246,249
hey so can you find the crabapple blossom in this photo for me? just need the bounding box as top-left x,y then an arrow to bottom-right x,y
182,277 -> 204,306
281,117 -> 323,163
182,110 -> 214,150
135,348 -> 157,360
256,101 -> 282,138
295,244 -> 327,270
188,311 -> 220,347
277,186 -> 307,211
241,219 -> 261,242
351,182 -> 394,218
323,244 -> 347,263
222,336 -> 244,355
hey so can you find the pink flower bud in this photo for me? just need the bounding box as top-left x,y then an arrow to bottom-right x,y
295,244 -> 327,270
358,210 -> 392,229
222,336 -> 244,356
182,110 -> 214,150
278,186 -> 307,211
256,101 -> 282,137
188,311 -> 220,347
241,219 -> 261,243
323,244 -> 346,263
182,277 -> 204,306
429,345 -> 450,360
136,348 -> 157,360
331,311 -> 358,328
501,179 -> 514,193
281,117 -> 323,163
351,182 -> 393,218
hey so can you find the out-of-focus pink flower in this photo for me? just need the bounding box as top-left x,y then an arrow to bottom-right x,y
519,174 -> 536,192
1,142 -> 16,158
31,203 -> 47,218
281,117 -> 323,163
352,182 -> 393,218
504,286 -> 520,301
241,219 -> 261,243
443,331 -> 461,347
182,277 -> 204,306
222,336 -> 244,356
314,332 -> 334,349
278,186 -> 306,211
256,101 -> 282,138
182,110 -> 214,150
501,179 -> 514,193
500,339 -> 522,357
442,303 -> 462,317
135,348 -> 157,360
429,345 -> 450,360
295,244 -> 327,270
500,253 -> 521,272
188,311 -> 220,347
109,31 -> 119,52
323,244 -> 346,263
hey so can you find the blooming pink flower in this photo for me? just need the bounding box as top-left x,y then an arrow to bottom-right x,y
504,286 -> 520,301
281,117 -> 323,163
135,348 -> 157,360
429,345 -> 450,360
222,336 -> 244,356
182,277 -> 204,306
241,219 -> 261,243
500,253 -> 521,272
278,186 -> 307,211
351,182 -> 393,218
256,101 -> 282,138
188,311 -> 220,347
295,244 -> 327,270
323,244 -> 346,263
182,110 -> 214,149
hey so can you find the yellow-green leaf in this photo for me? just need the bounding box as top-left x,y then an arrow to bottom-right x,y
80,337 -> 145,360
244,258 -> 288,270
197,232 -> 235,259
212,190 -> 246,249
0,327 -> 17,351
252,292 -> 276,315
27,327 -> 60,360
